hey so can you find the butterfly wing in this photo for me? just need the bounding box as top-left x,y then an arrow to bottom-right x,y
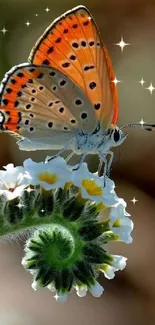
29,5 -> 118,131
0,63 -> 97,150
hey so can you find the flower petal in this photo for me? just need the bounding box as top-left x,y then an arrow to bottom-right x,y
89,281 -> 104,297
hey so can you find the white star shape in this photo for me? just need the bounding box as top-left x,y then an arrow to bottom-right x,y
0,26 -> 8,35
54,292 -> 68,302
115,37 -> 130,52
45,7 -> 50,12
139,118 -> 145,126
131,197 -> 138,204
16,202 -> 25,208
146,82 -> 155,94
112,77 -> 121,85
25,187 -> 34,193
25,21 -> 31,27
139,78 -> 145,86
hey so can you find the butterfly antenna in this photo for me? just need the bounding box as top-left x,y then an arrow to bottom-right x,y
115,145 -> 122,165
120,123 -> 155,131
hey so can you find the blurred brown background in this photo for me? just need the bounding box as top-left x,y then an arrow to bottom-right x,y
0,0 -> 155,324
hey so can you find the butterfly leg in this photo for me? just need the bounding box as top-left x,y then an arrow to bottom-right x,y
72,153 -> 87,171
65,151 -> 74,163
98,158 -> 104,177
99,153 -> 107,175
46,142 -> 72,163
106,151 -> 114,176
98,153 -> 108,187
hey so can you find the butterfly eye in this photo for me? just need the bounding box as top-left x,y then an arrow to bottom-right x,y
113,129 -> 120,142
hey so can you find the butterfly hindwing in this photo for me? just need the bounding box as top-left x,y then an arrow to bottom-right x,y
0,63 -> 97,147
29,5 -> 118,130
17,131 -> 75,151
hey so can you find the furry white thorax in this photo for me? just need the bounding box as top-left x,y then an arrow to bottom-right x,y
72,127 -> 127,155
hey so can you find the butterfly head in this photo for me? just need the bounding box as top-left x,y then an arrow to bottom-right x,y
109,127 -> 128,148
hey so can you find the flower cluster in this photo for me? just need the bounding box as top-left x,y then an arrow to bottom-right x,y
0,157 -> 133,302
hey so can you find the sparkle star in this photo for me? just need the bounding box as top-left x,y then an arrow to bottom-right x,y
139,78 -> 145,86
25,21 -> 31,27
131,197 -> 138,204
146,82 -> 155,94
45,7 -> 50,12
139,119 -> 145,126
25,187 -> 34,193
16,202 -> 25,208
112,77 -> 121,85
0,26 -> 8,35
115,37 -> 130,52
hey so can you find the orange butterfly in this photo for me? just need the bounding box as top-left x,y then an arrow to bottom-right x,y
0,6 -> 154,174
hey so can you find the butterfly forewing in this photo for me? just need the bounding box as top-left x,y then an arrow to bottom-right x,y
102,46 -> 118,126
0,64 -> 97,141
29,5 -> 118,130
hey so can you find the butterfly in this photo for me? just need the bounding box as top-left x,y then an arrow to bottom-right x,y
0,5 -> 154,175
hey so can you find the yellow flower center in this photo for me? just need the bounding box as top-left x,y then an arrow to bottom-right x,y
64,181 -> 73,190
96,202 -> 106,213
113,219 -> 120,227
81,179 -> 103,196
38,172 -> 58,185
99,264 -> 108,272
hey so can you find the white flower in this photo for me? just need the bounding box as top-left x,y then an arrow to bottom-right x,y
21,257 -> 27,268
108,198 -> 133,243
72,163 -> 117,205
99,254 -> 127,281
24,157 -> 72,190
110,254 -> 127,270
47,283 -> 56,292
31,280 -> 41,291
100,264 -> 117,279
54,292 -> 68,303
89,281 -> 104,297
99,255 -> 127,279
0,163 -> 29,201
75,285 -> 87,297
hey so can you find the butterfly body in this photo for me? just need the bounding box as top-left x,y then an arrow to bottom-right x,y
73,126 -> 127,155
